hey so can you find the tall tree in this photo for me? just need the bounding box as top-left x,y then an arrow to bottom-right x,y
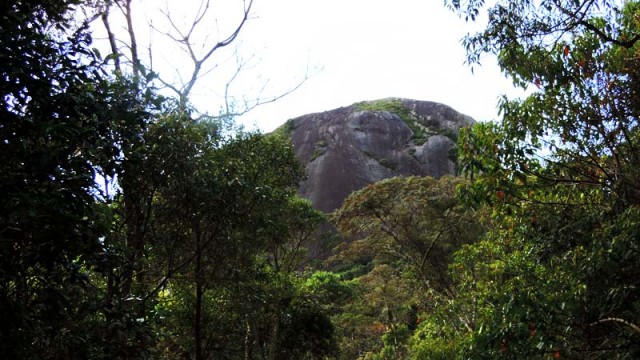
0,0 -> 156,357
439,0 -> 640,358
91,0 -> 307,119
1,1 -> 324,359
333,176 -> 480,295
330,176 -> 482,359
145,123 -> 337,359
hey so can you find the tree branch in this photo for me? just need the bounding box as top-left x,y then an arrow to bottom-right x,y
589,317 -> 640,333
100,1 -> 121,72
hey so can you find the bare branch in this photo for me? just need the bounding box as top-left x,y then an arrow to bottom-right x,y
95,0 -> 307,120
100,1 -> 121,72
123,0 -> 139,82
589,317 -> 640,334
555,0 -> 640,48
218,70 -> 311,119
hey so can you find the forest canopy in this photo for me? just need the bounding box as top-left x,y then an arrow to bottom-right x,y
438,0 -> 640,358
0,1 -> 331,358
1,0 -> 639,359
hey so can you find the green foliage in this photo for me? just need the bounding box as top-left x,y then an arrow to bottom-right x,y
304,271 -> 354,310
409,320 -> 466,360
144,122 -> 333,359
355,99 -> 429,145
271,118 -> 297,138
0,1 -> 159,357
12,1 -> 640,359
377,158 -> 397,170
363,324 -> 412,360
333,175 -> 481,290
330,176 -> 483,359
434,0 -> 640,358
308,137 -> 329,162
277,293 -> 339,360
0,3 -> 332,358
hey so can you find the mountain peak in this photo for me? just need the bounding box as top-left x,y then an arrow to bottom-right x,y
276,98 -> 475,212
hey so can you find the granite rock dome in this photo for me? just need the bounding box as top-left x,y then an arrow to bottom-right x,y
275,98 -> 475,212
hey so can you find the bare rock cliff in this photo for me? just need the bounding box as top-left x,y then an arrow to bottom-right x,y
275,98 -> 475,212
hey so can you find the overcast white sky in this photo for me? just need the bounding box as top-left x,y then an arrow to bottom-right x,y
102,0 -> 524,132
234,0 -> 526,131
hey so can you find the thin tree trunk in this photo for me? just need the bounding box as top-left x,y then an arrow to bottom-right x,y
195,227 -> 203,360
123,0 -> 139,83
121,190 -> 144,297
244,319 -> 254,360
100,1 -> 121,72
267,305 -> 281,360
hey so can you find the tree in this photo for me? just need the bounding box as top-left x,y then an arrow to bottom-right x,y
143,123 -> 299,359
330,176 -> 482,359
84,2 -> 311,336
140,122 -> 337,359
90,0 -> 307,118
440,0 -> 640,358
333,176 -> 480,294
0,0 -> 157,357
1,1 -> 325,359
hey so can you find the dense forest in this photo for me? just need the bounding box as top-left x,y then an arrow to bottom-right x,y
1,0 -> 639,359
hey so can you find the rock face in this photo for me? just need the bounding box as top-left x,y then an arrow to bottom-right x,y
277,98 -> 475,213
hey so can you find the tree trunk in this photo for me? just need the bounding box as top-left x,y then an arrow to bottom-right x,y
267,305 -> 281,360
121,187 -> 145,298
244,319 -> 254,360
195,229 -> 203,360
